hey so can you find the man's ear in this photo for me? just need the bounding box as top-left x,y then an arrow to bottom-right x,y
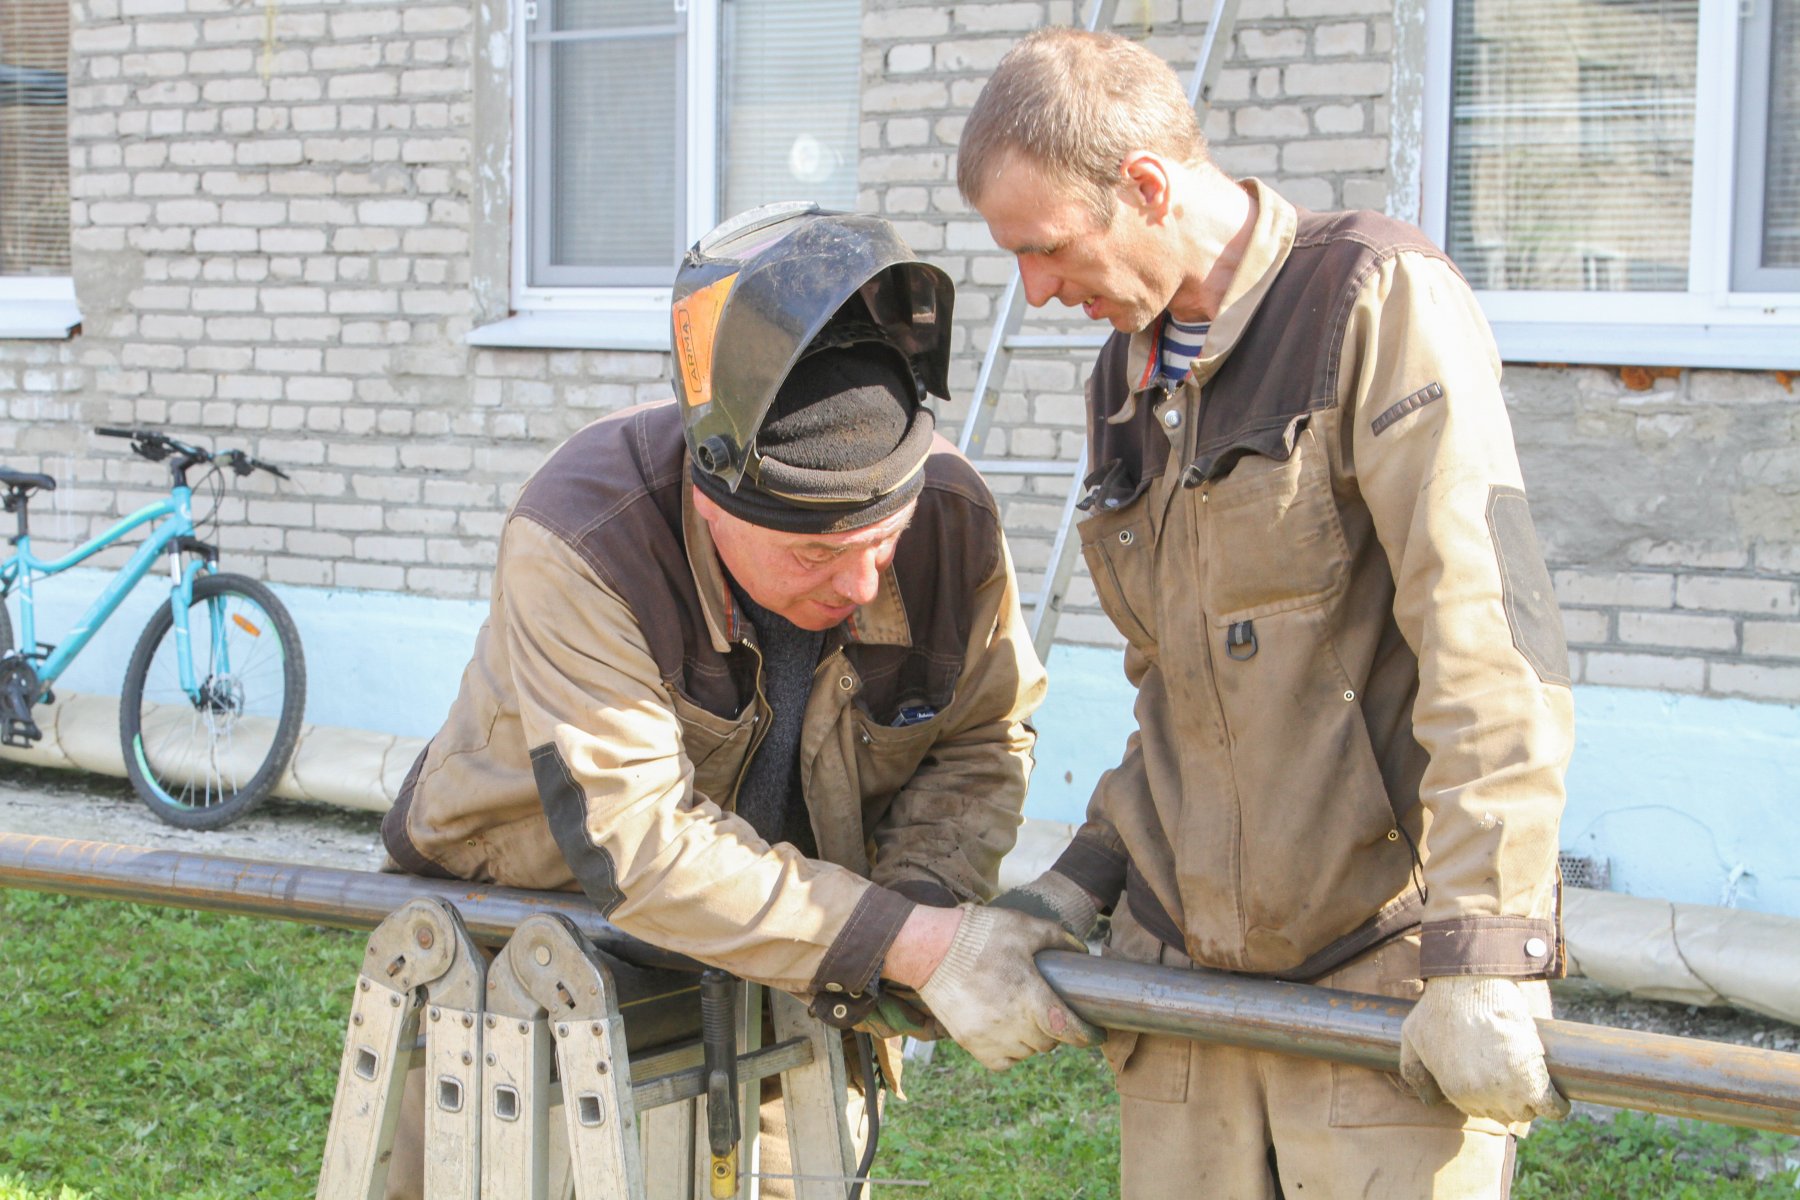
1118,151 -> 1174,222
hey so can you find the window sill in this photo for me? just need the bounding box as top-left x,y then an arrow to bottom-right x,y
0,299 -> 81,340
1491,320 -> 1800,372
466,310 -> 669,352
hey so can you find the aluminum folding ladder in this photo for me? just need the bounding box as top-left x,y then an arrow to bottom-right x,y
960,0 -> 1243,661
315,898 -> 857,1200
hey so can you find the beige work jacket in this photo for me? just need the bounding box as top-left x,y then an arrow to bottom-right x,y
1054,181 -> 1573,981
384,401 -> 1045,1016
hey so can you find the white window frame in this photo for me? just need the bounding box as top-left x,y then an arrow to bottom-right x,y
1420,0 -> 1800,369
473,0 -> 720,352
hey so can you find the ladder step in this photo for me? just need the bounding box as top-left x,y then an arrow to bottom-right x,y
968,459 -> 1081,476
1002,333 -> 1108,352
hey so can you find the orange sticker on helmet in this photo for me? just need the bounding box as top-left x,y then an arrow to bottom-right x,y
672,272 -> 737,408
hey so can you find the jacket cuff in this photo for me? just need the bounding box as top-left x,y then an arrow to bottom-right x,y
1052,836 -> 1129,909
888,878 -> 959,908
1418,917 -> 1559,978
807,884 -> 915,1028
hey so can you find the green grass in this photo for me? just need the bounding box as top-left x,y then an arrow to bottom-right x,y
1,889 -> 1796,1199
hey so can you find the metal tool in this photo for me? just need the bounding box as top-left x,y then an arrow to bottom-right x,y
700,968 -> 741,1198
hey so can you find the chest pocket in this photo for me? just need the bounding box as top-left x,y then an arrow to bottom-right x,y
1079,497 -> 1158,654
668,687 -> 758,809
1199,423 -> 1348,623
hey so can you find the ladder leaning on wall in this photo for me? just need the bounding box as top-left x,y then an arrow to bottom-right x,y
959,0 -> 1243,662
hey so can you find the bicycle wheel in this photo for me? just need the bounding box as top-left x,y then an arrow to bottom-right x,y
120,572 -> 306,829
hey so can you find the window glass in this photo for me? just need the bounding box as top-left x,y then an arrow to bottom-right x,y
549,37 -> 680,272
0,0 -> 69,276
718,0 -> 861,220
1763,0 -> 1798,270
1446,0 -> 1698,292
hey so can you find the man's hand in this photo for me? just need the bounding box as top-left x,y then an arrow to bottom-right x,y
1399,976 -> 1569,1124
917,905 -> 1102,1071
991,869 -> 1103,941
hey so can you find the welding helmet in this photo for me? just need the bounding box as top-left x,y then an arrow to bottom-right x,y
670,202 -> 954,498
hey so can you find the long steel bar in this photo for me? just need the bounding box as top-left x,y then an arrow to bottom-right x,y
1036,952 -> 1800,1135
0,832 -> 697,970
4,834 -> 1798,1135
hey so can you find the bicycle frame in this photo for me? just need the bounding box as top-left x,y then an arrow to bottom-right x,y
1,485 -> 213,699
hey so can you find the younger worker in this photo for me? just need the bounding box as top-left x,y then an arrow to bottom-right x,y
966,29 -> 1572,1200
380,205 -> 1096,1197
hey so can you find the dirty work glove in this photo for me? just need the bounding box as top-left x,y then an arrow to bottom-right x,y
1399,976 -> 1569,1124
855,983 -> 946,1042
917,904 -> 1102,1071
990,869 -> 1102,941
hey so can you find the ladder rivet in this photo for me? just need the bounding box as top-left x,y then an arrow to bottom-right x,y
430,1008 -> 441,1021
485,1016 -> 496,1029
486,1053 -> 496,1065
518,1021 -> 528,1034
558,1024 -> 570,1038
359,979 -> 370,991
592,1024 -> 604,1036
353,1014 -> 363,1026
534,945 -> 552,966
462,1014 -> 474,1027
596,1061 -> 608,1075
415,928 -> 435,950
462,1052 -> 472,1065
390,995 -> 401,1007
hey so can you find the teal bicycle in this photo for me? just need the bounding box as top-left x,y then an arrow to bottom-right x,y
0,428 -> 306,829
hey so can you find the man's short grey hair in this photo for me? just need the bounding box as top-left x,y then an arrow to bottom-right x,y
957,27 -> 1207,224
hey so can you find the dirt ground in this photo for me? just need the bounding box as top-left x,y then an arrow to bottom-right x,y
3,759 -> 1798,1075
0,761 -> 386,872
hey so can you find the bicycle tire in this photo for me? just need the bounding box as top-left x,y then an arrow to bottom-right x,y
0,596 -> 12,654
119,573 -> 306,830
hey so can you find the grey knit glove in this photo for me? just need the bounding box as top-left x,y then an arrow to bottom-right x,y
1399,976 -> 1569,1124
990,869 -> 1103,941
918,904 -> 1102,1071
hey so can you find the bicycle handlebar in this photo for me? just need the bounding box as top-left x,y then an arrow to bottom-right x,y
96,427 -> 289,481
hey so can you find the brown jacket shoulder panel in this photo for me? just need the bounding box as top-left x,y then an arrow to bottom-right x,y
510,403 -> 741,717
855,448 -> 1006,722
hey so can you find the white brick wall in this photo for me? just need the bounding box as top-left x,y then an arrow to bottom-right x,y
2,0 -> 1795,710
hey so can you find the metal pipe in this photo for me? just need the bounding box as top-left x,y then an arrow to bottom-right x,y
5,834 -> 1798,1135
1036,952 -> 1800,1136
0,832 -> 698,971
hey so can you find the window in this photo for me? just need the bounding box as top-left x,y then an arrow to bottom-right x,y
1421,0 -> 1800,367
493,0 -> 861,346
0,0 -> 77,337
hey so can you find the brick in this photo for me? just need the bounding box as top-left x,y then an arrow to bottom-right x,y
401,7 -> 468,34
1239,28 -> 1308,58
887,42 -> 933,72
1675,575 -> 1799,616
1315,20 -> 1368,54
1617,611 -> 1738,652
934,38 -> 1013,72
865,9 -> 950,38
1742,621 -> 1800,659
1283,137 -> 1387,173
1711,661 -> 1800,704
1314,102 -> 1366,133
1552,570 -> 1673,608
1284,61 -> 1390,96
1237,105 -> 1311,139
1583,652 -> 1706,692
